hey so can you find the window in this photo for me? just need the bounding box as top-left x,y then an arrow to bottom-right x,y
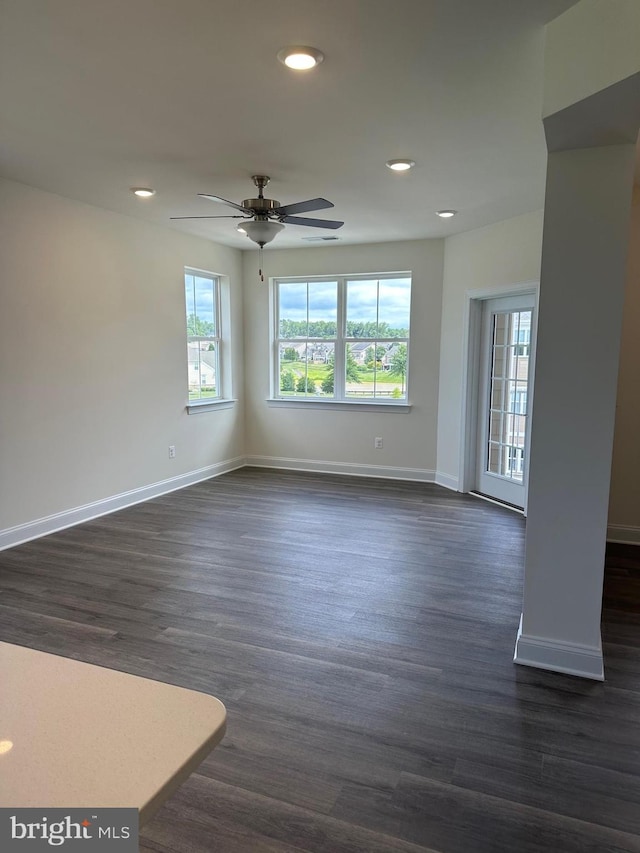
185,270 -> 220,402
507,446 -> 525,478
274,274 -> 411,403
515,325 -> 530,356
509,388 -> 528,415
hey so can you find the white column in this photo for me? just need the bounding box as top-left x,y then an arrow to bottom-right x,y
514,0 -> 640,681
514,143 -> 636,679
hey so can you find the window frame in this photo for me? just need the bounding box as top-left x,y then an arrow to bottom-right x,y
271,272 -> 411,407
185,268 -> 230,412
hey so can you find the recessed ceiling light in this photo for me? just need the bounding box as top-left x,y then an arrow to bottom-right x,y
131,187 -> 156,198
436,209 -> 457,218
386,159 -> 415,172
277,46 -> 324,70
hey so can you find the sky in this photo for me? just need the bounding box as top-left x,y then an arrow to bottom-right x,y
279,278 -> 411,329
185,274 -> 215,327
185,273 -> 412,332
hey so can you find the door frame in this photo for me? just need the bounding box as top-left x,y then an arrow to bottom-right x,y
458,281 -> 539,515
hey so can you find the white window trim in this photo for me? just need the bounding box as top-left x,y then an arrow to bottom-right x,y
185,267 -> 234,412
187,398 -> 237,414
271,272 -> 411,407
267,398 -> 411,413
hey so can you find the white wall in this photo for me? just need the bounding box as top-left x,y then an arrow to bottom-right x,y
543,0 -> 640,119
0,178 -> 244,540
242,240 -> 444,479
3,174 -> 639,552
436,210 -> 544,487
609,186 -> 640,540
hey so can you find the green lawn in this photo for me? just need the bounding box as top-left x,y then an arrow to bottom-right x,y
279,361 -> 406,395
189,388 -> 217,400
280,360 -> 405,384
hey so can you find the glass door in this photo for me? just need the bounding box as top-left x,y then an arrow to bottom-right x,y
476,295 -> 535,509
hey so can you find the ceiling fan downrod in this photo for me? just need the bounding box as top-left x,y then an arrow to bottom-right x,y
252,175 -> 270,198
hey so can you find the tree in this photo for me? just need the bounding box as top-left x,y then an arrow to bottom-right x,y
321,347 -> 361,394
389,344 -> 408,393
296,375 -> 316,393
365,345 -> 386,368
321,373 -> 334,394
280,370 -> 296,392
279,319 -> 336,339
283,347 -> 297,361
187,314 -> 214,337
346,346 -> 361,383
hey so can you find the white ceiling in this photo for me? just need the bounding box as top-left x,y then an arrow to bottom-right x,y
1,0 -> 580,250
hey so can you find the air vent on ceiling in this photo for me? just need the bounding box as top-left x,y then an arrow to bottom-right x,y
302,235 -> 340,241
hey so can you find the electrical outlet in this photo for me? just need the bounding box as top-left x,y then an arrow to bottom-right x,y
374,437 -> 383,449
168,445 -> 176,459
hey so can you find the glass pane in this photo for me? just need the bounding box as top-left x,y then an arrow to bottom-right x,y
345,342 -> 367,398
278,281 -> 337,338
345,278 -> 411,339
491,378 -> 505,410
185,275 -> 215,338
489,409 -> 503,444
279,342 -> 335,397
487,442 -> 502,476
185,273 -> 196,319
378,278 -> 411,338
492,345 -> 509,381
308,281 -> 337,338
384,343 -> 407,398
279,282 -> 309,338
345,342 -> 407,400
346,279 -> 378,337
486,308 -> 531,482
188,341 -> 217,400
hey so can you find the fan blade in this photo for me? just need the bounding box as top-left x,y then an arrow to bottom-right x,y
280,215 -> 343,229
170,215 -> 247,220
276,197 -> 334,216
198,193 -> 250,213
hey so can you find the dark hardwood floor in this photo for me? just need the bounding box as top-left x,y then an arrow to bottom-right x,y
1,468 -> 640,852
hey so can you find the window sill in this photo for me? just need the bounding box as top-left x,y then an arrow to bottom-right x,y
267,398 -> 411,413
186,399 -> 237,415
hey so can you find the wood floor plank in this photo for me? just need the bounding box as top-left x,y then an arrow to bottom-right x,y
1,467 -> 639,852
143,773 -> 440,853
331,771 -> 640,853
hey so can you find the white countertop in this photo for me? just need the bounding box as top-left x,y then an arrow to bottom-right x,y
0,642 -> 226,824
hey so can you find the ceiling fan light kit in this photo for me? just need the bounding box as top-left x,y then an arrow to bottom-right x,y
237,220 -> 284,244
277,46 -> 324,70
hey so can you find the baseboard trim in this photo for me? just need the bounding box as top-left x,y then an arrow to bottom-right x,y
0,457 -> 246,552
244,455 -> 436,483
607,524 -> 640,545
435,472 -> 459,491
513,614 -> 604,681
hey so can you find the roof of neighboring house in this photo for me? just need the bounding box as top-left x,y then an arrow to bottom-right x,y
189,350 -> 217,370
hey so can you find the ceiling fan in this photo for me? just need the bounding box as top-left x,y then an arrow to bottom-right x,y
171,175 -> 344,247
